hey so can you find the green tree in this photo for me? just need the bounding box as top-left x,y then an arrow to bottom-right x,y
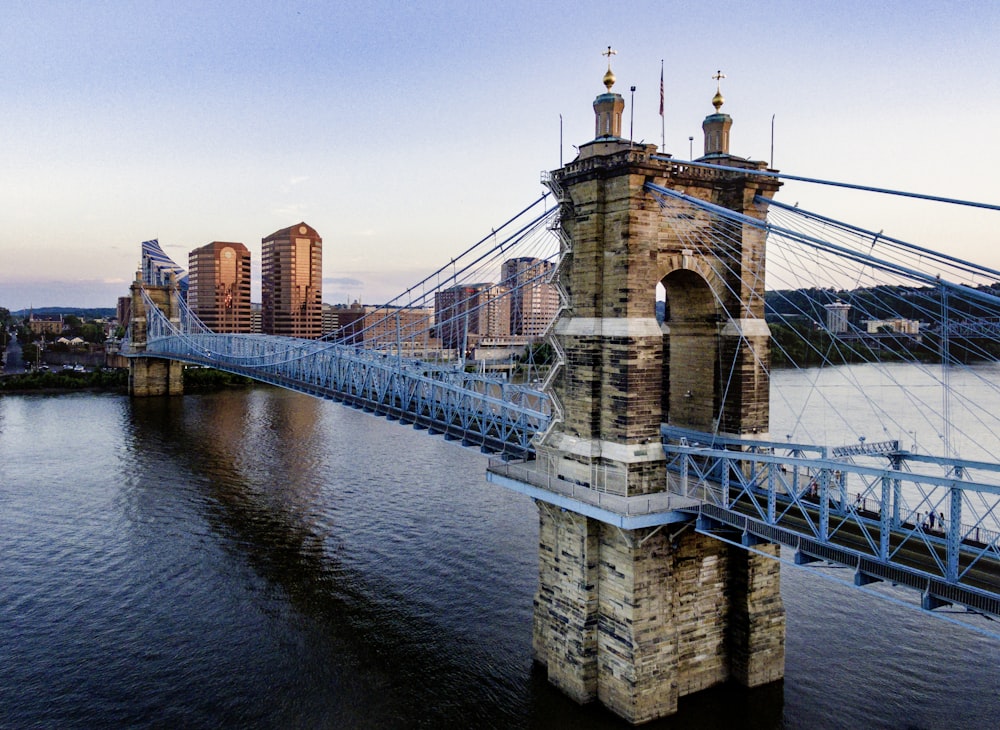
63,315 -> 82,336
0,307 -> 11,348
80,322 -> 106,343
21,342 -> 40,368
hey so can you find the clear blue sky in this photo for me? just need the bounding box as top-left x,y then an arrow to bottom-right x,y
2,0 -> 998,310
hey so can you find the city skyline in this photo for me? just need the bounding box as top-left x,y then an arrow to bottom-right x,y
2,1 -> 999,311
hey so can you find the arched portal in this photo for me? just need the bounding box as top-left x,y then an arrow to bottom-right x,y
660,268 -> 718,432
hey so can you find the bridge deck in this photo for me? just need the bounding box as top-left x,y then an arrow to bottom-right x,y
697,493 -> 1000,617
486,459 -> 698,529
488,458 -> 1000,618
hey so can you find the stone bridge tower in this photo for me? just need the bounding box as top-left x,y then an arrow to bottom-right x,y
127,272 -> 184,396
529,62 -> 785,723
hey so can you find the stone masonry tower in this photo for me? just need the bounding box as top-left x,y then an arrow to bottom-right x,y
128,272 -> 184,396
529,60 -> 785,723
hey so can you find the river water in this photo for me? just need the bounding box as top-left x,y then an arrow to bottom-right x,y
1,378 -> 998,729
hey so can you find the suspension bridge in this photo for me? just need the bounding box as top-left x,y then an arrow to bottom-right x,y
120,76 -> 1000,723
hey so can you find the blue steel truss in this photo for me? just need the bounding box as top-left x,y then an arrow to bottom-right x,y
662,425 -> 1000,618
123,290 -> 549,458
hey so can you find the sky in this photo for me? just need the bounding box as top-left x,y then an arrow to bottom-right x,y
2,0 -> 999,311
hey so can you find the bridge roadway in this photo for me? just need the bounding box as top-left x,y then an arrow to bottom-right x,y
698,494 -> 1000,617
128,331 -> 549,458
489,445 -> 1000,620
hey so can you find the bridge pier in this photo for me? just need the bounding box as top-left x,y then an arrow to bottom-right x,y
127,273 -> 184,397
129,357 -> 183,397
522,62 -> 784,723
533,506 -> 783,723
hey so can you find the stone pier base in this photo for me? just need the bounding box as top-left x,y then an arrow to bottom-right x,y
129,357 -> 183,397
532,503 -> 784,724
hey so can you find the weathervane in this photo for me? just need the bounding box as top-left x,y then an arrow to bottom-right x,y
711,69 -> 726,112
602,46 -> 618,92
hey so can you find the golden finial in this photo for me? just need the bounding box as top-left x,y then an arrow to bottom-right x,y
712,69 -> 726,112
602,46 -> 618,92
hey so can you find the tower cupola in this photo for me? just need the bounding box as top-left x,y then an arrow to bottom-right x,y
701,69 -> 733,157
593,46 -> 625,139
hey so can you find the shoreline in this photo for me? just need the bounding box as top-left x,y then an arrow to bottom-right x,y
0,367 -> 255,395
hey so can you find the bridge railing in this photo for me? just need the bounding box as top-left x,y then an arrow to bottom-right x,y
132,327 -> 550,457
661,425 -> 1000,614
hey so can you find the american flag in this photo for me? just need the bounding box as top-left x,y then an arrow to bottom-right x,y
659,61 -> 664,117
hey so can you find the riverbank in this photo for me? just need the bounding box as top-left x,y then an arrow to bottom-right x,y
0,367 -> 255,394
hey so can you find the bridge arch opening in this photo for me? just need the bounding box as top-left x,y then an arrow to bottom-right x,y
659,267 -> 718,432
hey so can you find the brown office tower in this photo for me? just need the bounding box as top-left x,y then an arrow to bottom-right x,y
261,222 -> 323,338
187,241 -> 253,333
500,257 -> 559,338
434,283 -> 511,351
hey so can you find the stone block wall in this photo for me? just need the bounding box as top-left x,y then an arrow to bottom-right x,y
129,357 -> 183,396
533,504 -> 785,724
533,505 -> 599,702
728,543 -> 786,686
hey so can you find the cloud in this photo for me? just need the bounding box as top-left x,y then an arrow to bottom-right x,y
324,276 -> 364,287
271,203 -> 307,219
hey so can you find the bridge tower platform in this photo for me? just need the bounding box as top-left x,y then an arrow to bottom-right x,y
530,65 -> 783,722
128,272 -> 183,397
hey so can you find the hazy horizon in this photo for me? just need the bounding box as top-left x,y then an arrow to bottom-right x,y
3,1 -> 998,312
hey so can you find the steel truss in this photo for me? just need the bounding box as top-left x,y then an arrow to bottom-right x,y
662,425 -> 1000,618
124,294 -> 550,458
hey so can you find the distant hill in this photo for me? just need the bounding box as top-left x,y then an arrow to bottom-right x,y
11,307 -> 117,319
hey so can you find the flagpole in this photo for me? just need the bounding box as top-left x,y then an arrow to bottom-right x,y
659,59 -> 665,153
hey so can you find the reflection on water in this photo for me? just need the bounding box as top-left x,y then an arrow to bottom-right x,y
0,383 -> 998,729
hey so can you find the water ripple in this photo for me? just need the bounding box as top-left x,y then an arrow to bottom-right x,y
1,389 -> 998,729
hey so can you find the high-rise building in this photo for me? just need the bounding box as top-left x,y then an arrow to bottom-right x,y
261,222 -> 323,338
824,300 -> 852,334
500,257 -> 559,338
338,305 -> 435,349
434,283 -> 510,351
187,241 -> 252,333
